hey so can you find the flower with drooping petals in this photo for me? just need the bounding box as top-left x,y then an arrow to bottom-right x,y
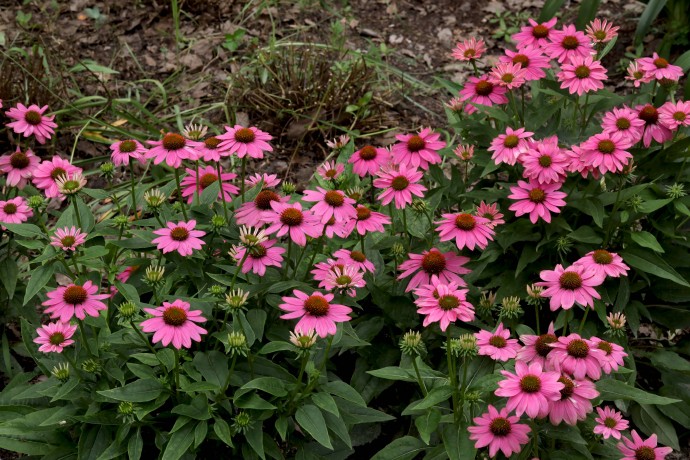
333,248 -> 375,273
451,37 -> 486,61
548,333 -> 606,380
536,264 -> 602,311
391,128 -> 446,171
566,144 -> 601,179
518,322 -> 558,367
512,17 -> 558,49
180,165 -> 238,204
349,145 -> 390,177
373,164 -> 427,209
152,220 -> 206,256
636,104 -> 674,147
398,248 -> 471,292
110,140 -> 147,166
33,321 -> 77,353
146,133 -> 199,168
458,75 -> 509,115
468,405 -> 531,458
488,127 -> 533,166
245,173 -> 281,189
316,161 -> 345,181
573,249 -> 629,282
436,213 -> 495,251
499,45 -> 551,81
495,361 -> 564,418
233,239 -> 285,276
117,266 -> 138,283
322,216 -> 350,239
601,106 -> 645,142
345,204 -> 391,236
235,189 -> 288,228
476,323 -> 520,362
5,103 -> 57,144
32,156 -> 83,199
594,407 -> 629,440
475,201 -> 504,228
489,62 -> 527,89
580,131 -> 633,175
454,144 -> 474,161
659,100 -> 690,130
303,187 -> 357,224
520,140 -> 570,184
264,201 -> 322,246
50,226 -> 87,251
557,55 -> 607,96
549,374 -> 599,425
217,125 -> 273,159
618,431 -> 673,460
140,299 -> 207,349
586,18 -> 619,43
0,197 -> 33,226
42,280 -> 110,322
589,337 -> 627,374
325,135 -> 350,150
320,265 -> 365,297
194,136 -> 225,162
279,290 -> 352,338
0,147 -> 40,188
508,180 -> 567,224
544,24 -> 594,63
638,52 -> 684,82
414,278 -> 474,331
626,60 -> 651,87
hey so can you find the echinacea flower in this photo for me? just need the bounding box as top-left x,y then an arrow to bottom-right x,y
54,172 -> 87,196
636,104 -> 673,147
349,145 -> 391,177
536,263 -> 602,311
499,45 -> 551,81
373,164 -> 427,209
548,333 -> 606,380
594,407 -> 629,440
32,156 -> 83,199
322,216 -> 350,239
50,226 -> 87,251
489,62 -> 528,89
475,201 -> 505,228
180,165 -> 238,204
488,127 -> 533,165
601,106 -> 645,142
436,213 -> 495,251
264,201 -> 323,246
0,147 -> 40,188
391,128 -> 446,171
586,18 -> 619,43
140,299 -> 207,349
451,37 -> 486,61
548,374 -> 599,425
508,180 -> 567,224
476,323 -> 520,362
316,161 -> 345,181
638,53 -> 684,82
520,140 -> 570,184
659,100 -> 690,130
345,205 -> 391,235
245,173 -> 281,189
414,278 -> 474,331
146,133 -> 199,168
589,337 -> 627,374
398,248 -> 471,292
517,322 -> 558,367
217,125 -> 273,159
303,187 -> 357,224
557,55 -> 608,96
468,405 -> 531,458
110,140 -> 147,166
320,265 -> 365,297
573,249 -> 629,282
454,144 -> 474,161
512,17 -> 558,48
42,280 -> 110,322
233,239 -> 285,276
5,103 -> 57,144
543,24 -> 594,64
325,135 -> 350,150
626,60 -> 651,87
235,189 -> 288,228
152,220 -> 206,256
117,266 -> 138,283
279,290 -> 352,338
0,197 -> 33,226
33,321 -> 77,353
333,248 -> 375,273
580,131 -> 633,174
617,431 -> 673,460
458,75 -> 509,114
495,361 -> 564,418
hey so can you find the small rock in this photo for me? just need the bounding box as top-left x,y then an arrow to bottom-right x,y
437,27 -> 453,46
389,34 -> 404,44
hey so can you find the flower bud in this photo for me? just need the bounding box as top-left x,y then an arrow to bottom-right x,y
410,199 -> 429,214
281,181 -> 296,195
606,312 -> 627,338
27,195 -> 44,210
144,189 -> 167,210
499,296 -> 523,320
118,301 -> 138,321
478,291 -> 496,315
144,265 -> 165,286
81,358 -> 102,375
100,162 -> 115,178
113,215 -> 129,229
224,289 -> 249,311
391,242 -> 405,257
289,330 -> 318,350
211,214 -> 227,231
225,331 -> 249,357
666,183 -> 686,199
399,330 -> 426,356
209,285 -> 225,297
232,411 -> 253,434
118,401 -> 134,416
52,363 -> 70,382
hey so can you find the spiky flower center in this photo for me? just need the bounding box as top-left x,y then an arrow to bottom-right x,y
325,168 -> 338,178
567,339 -> 590,358
359,145 -> 377,160
512,54 -> 529,66
10,151 -> 30,169
324,190 -> 344,207
562,36 -> 579,50
170,227 -> 190,241
594,30 -> 607,40
204,137 -> 221,149
535,333 -> 557,357
635,447 -> 656,460
574,65 -> 591,79
356,206 -> 371,220
119,140 -> 137,153
391,176 -> 409,191
519,375 -> 542,393
63,285 -> 88,305
407,135 -> 426,152
335,275 -> 352,286
438,295 -> 459,311
593,249 -> 613,264
532,24 -> 549,38
162,306 -> 187,326
199,173 -> 218,189
250,243 -> 267,258
604,417 -> 618,428
501,73 -> 515,83
559,376 -> 575,399
24,110 -> 42,125
597,341 -> 613,355
280,208 -> 303,226
421,251 -> 446,275
162,133 -> 186,151
255,190 -> 280,210
50,167 -> 67,180
559,271 -> 583,290
463,49 -> 476,58
503,134 -> 520,148
489,335 -> 507,348
639,105 -> 659,124
528,188 -> 546,203
49,332 -> 66,345
653,57 -> 669,69
597,140 -> 616,154
673,111 -> 687,121
489,417 -> 512,436
616,118 -> 631,129
455,213 -> 476,230
304,295 -> 329,317
235,128 -> 255,143
538,155 -> 552,167
475,80 -> 494,96
61,236 -> 76,247
350,250 -> 366,262
3,203 -> 17,214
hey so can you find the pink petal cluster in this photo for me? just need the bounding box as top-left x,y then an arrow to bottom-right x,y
141,299 -> 207,349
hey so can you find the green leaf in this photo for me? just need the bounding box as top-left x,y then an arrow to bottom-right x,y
311,392 -> 339,416
213,418 -> 233,447
649,350 -> 690,373
597,378 -> 681,405
323,411 -> 352,448
2,223 -> 43,238
323,381 -> 367,406
193,351 -> 228,388
161,421 -> 194,460
367,366 -> 415,382
0,257 -> 18,299
575,0 -> 601,30
569,226 -> 602,244
442,422 -> 475,460
97,378 -> 165,402
239,377 -> 288,397
200,180 -> 221,206
23,263 -> 55,305
128,428 -> 143,460
172,395 -> 211,420
538,0 -> 565,22
630,231 -> 664,253
620,248 -> 690,287
295,405 -> 332,449
372,436 -> 427,460
245,423 -> 265,459
415,409 -> 441,445
70,59 -> 119,74
402,386 -> 453,414
635,0 -> 668,45
638,198 -> 672,213
639,404 -> 680,450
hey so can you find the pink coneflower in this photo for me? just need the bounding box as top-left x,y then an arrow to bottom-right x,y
567,144 -> 601,179
601,106 -> 645,142
0,197 -> 32,226
638,53 -> 684,82
345,205 -> 391,235
512,17 -> 558,48
180,165 -> 238,204
488,127 -> 533,166
323,216 -> 350,239
508,180 -> 567,224
333,248 -> 375,273
303,187 -> 357,224
320,265 -> 365,297
436,213 -> 495,251
414,278 -> 474,331
279,290 -> 352,338
391,128 -> 446,171
265,201 -> 322,246
152,220 -> 206,256
544,25 -> 594,64
194,136 -> 225,162
589,337 -> 627,374
373,164 -> 427,209
326,134 -> 350,150
451,37 -> 486,61
548,333 -> 606,380
33,321 -> 77,353
217,125 -> 273,159
32,156 -> 83,199
245,173 -> 281,189
110,140 -> 147,166
489,62 -> 527,89
495,361 -> 564,418
580,131 -> 633,175
475,201 -> 505,228
233,239 -> 285,276
626,60 -> 651,87
117,266 -> 138,283
5,103 -> 57,144
0,147 -> 40,188
586,19 -> 619,43
398,248 -> 470,292
235,189 -> 288,228
50,226 -> 87,251
618,431 -> 673,460
520,141 -> 570,184
536,264 -> 602,311
316,161 -> 345,181
476,323 -> 520,362
446,97 -> 465,112
549,374 -> 599,426
349,145 -> 390,177
594,407 -> 629,440
458,75 -> 509,114
557,55 -> 607,96
574,249 -> 629,282
42,280 -> 109,322
659,100 -> 690,130
636,104 -> 673,147
499,45 -> 551,81
518,322 -> 558,367
454,144 -> 474,161
140,299 -> 207,349
468,405 -> 531,458
146,133 -> 199,168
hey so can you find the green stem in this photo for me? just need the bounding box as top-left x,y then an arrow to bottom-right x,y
470,59 -> 479,76
531,421 -> 539,457
216,161 -> 229,221
129,158 -> 137,216
580,93 -> 590,135
63,352 -> 85,380
359,233 -> 365,253
388,203 -> 395,234
319,335 -> 334,373
578,307 -> 590,334
302,234 -> 324,281
292,243 -> 308,278
130,320 -> 159,356
534,302 -> 541,335
194,160 -> 201,206
446,330 -> 459,419
603,180 -> 624,247
411,356 -> 428,396
77,319 -> 93,356
174,168 -> 188,220
173,348 -> 181,400
71,197 -> 83,230
240,157 -> 247,201
221,355 -> 238,395
563,309 -> 570,336
283,239 -> 293,281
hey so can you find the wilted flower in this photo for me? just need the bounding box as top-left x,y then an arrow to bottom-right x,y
454,144 -> 474,161
290,330 -> 318,350
399,330 -> 426,356
326,134 -> 350,150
